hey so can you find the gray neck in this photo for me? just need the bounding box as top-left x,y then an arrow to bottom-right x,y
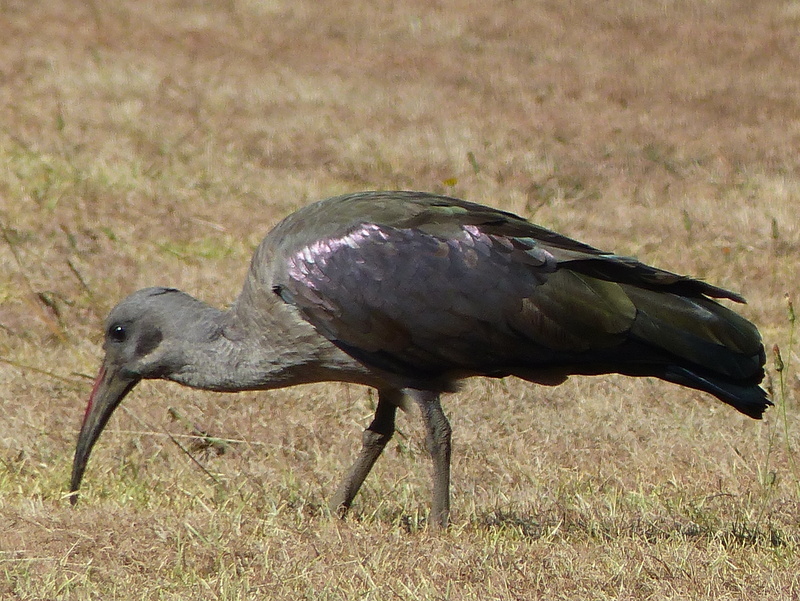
162,293 -> 373,392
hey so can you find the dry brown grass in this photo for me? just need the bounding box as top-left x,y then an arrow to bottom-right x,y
1,0 -> 799,598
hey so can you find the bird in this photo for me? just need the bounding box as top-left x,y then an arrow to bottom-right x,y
69,190 -> 769,528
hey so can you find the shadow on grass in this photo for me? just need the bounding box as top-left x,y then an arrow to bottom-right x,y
478,507 -> 794,549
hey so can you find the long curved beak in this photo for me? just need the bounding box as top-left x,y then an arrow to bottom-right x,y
69,361 -> 139,505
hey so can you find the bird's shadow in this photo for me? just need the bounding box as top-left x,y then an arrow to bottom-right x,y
475,507 -> 789,548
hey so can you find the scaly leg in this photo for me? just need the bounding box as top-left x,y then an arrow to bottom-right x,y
330,388 -> 401,517
408,389 -> 452,529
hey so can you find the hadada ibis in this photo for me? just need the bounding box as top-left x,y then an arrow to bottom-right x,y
69,191 -> 769,527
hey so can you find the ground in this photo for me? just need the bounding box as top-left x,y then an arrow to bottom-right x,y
0,0 -> 799,599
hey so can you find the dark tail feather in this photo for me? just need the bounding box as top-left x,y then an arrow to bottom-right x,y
665,365 -> 771,419
621,284 -> 770,419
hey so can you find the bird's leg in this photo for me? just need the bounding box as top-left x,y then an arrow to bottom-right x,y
408,389 -> 452,529
329,388 -> 401,518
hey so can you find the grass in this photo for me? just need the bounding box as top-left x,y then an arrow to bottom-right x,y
1,0 -> 800,598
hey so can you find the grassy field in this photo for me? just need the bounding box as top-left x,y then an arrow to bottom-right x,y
1,0 -> 799,598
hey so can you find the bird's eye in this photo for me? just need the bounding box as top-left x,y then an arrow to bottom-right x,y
108,324 -> 127,343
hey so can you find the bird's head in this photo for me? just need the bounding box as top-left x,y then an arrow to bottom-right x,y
69,287 -> 202,504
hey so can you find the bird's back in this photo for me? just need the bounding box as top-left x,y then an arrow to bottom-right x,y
245,191 -> 767,417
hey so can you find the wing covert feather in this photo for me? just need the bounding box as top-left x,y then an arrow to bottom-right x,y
279,220 -> 637,377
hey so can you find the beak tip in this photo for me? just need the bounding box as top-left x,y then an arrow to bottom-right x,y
71,364 -> 139,509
